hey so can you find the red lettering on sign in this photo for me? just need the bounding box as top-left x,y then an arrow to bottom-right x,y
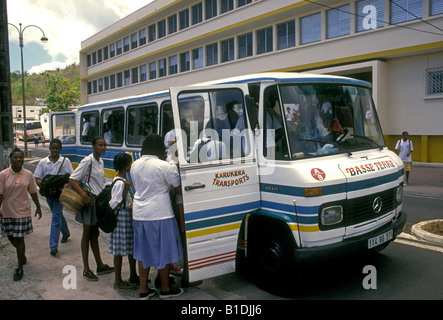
311,168 -> 326,181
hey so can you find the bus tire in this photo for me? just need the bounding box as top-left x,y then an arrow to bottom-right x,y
249,225 -> 298,296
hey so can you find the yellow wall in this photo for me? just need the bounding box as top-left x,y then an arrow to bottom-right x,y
385,135 -> 443,163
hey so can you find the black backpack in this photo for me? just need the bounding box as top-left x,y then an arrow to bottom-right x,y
96,178 -> 125,233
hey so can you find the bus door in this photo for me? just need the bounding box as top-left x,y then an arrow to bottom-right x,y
170,84 -> 260,283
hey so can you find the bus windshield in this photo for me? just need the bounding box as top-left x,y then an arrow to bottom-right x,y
278,84 -> 385,159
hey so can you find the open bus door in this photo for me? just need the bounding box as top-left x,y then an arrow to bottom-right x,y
169,84 -> 261,284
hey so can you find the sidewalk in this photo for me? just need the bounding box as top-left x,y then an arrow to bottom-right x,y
1,162 -> 442,300
0,197 -> 216,300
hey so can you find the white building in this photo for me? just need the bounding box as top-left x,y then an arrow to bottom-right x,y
80,0 -> 443,163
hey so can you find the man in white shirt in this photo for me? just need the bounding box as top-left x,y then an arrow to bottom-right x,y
34,139 -> 73,256
395,131 -> 414,185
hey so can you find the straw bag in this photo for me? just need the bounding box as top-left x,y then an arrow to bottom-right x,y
59,160 -> 92,214
59,184 -> 84,214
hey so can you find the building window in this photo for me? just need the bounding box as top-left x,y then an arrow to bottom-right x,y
117,72 -> 123,88
124,70 -> 130,86
87,81 -> 92,94
356,0 -> 384,32
92,52 -> 97,65
139,29 -> 147,46
327,5 -> 351,39
93,80 -> 97,93
148,24 -> 156,42
206,0 -> 218,20
87,54 -> 91,67
237,0 -> 252,8
169,55 -> 178,75
116,40 -> 123,55
221,38 -> 234,62
97,49 -> 102,63
149,62 -> 157,79
103,47 -> 109,60
110,43 -> 115,58
425,66 -> 443,96
180,51 -> 190,72
104,76 -> 109,91
140,64 -> 147,82
431,0 -> 443,15
131,33 -> 138,49
179,9 -> 190,30
98,78 -> 103,92
124,36 -> 130,52
206,43 -> 218,66
301,13 -> 321,44
159,59 -> 167,77
132,67 -> 139,84
168,15 -> 177,34
110,74 -> 116,89
221,0 -> 234,13
391,0 -> 422,24
193,47 -> 204,69
158,19 -> 166,38
257,27 -> 273,54
238,32 -> 252,59
277,20 -> 295,50
192,3 -> 203,25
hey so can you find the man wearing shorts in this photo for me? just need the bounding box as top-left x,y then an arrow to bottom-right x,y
395,131 -> 414,185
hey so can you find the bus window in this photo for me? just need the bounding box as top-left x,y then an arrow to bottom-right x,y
51,114 -> 76,144
127,103 -> 158,146
80,111 -> 99,144
177,88 -> 249,163
102,108 -> 124,146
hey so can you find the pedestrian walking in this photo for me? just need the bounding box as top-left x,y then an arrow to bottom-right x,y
69,136 -> 114,281
109,153 -> 138,291
395,131 -> 414,185
34,139 -> 73,256
0,147 -> 42,281
131,134 -> 183,299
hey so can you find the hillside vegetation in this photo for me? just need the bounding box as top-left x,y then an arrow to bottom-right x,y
10,63 -> 80,110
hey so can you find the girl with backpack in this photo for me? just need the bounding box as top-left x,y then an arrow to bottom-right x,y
108,153 -> 139,291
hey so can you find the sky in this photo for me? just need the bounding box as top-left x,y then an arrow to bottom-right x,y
7,0 -> 153,74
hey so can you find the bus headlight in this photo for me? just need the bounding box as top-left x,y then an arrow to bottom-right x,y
321,206 -> 343,225
396,185 -> 403,204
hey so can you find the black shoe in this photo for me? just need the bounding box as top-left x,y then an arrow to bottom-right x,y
96,264 -> 114,275
139,289 -> 156,300
13,268 -> 23,281
83,270 -> 98,281
159,287 -> 184,299
61,235 -> 70,243
50,247 -> 58,256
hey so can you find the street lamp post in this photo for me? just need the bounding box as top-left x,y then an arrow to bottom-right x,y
8,23 -> 48,156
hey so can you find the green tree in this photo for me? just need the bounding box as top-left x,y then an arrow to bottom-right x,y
42,72 -> 80,112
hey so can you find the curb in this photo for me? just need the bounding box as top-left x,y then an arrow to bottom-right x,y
411,219 -> 443,245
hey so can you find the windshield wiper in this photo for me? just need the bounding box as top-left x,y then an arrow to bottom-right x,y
351,134 -> 384,150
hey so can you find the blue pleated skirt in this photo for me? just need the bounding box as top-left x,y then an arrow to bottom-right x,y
133,218 -> 183,270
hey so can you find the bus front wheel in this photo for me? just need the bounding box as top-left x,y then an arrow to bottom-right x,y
249,226 -> 298,295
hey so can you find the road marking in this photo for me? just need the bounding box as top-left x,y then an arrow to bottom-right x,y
395,232 -> 443,253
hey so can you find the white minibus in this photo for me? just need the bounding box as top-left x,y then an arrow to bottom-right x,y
49,73 -> 406,294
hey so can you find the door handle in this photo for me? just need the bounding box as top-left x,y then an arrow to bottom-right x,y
184,183 -> 206,191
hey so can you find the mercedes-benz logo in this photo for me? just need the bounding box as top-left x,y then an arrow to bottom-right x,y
373,197 -> 382,214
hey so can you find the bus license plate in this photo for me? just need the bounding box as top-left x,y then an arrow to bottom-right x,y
368,230 -> 393,249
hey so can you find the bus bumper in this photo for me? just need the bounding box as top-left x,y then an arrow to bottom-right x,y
294,211 -> 407,263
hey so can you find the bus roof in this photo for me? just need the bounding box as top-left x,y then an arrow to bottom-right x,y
78,72 -> 371,111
